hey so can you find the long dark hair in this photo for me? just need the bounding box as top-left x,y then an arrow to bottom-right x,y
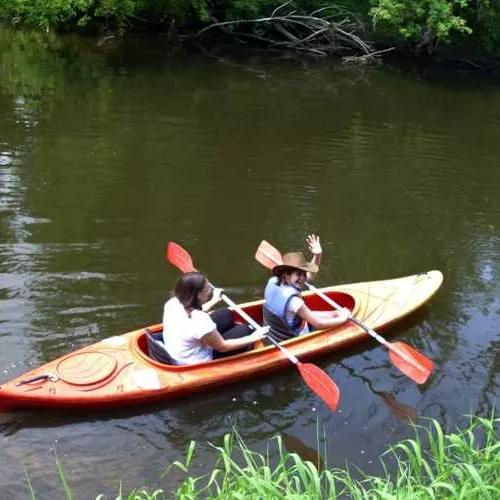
174,271 -> 207,314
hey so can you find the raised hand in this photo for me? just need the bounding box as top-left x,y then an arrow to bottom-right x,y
306,234 -> 322,255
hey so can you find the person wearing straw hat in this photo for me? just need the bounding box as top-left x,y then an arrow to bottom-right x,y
263,234 -> 349,342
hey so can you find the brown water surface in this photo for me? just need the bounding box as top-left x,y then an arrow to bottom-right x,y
1,30 -> 500,497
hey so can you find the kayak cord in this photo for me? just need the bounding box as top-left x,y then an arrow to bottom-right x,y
15,373 -> 59,386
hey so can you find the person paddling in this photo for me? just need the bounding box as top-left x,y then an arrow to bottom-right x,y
264,234 -> 350,342
162,272 -> 266,364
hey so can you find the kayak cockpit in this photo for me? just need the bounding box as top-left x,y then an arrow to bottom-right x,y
230,290 -> 356,324
135,290 -> 356,365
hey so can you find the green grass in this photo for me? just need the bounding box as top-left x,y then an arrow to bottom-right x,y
26,414 -> 500,499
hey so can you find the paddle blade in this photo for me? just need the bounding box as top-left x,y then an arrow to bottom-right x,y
255,240 -> 283,270
166,242 -> 196,273
388,342 -> 434,384
297,362 -> 340,412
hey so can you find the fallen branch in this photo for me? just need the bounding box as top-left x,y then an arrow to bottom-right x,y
196,2 -> 375,57
342,46 -> 395,64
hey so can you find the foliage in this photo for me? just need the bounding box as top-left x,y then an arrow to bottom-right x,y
164,415 -> 500,498
130,0 -> 211,23
4,0 -> 500,57
0,1 -> 365,31
21,415 -> 500,498
369,0 -> 472,52
383,414 -> 500,498
0,0 -> 139,30
466,0 -> 500,56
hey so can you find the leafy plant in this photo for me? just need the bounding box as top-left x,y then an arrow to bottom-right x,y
369,0 -> 472,52
467,0 -> 500,56
20,415 -> 500,499
0,0 -> 141,30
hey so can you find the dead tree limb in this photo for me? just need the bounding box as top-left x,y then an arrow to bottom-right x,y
196,2 -> 378,57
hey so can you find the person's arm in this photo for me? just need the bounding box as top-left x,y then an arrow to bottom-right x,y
306,234 -> 322,281
202,287 -> 224,312
201,328 -> 267,353
296,304 -> 350,330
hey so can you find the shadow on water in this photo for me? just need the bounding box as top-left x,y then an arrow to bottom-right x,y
282,431 -> 325,471
338,360 -> 418,423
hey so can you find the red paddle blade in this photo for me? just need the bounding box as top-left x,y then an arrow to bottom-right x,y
255,240 -> 283,270
297,362 -> 340,412
389,342 -> 434,384
166,242 -> 196,273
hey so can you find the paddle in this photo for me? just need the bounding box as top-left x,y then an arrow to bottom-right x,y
166,241 -> 341,412
255,240 -> 434,385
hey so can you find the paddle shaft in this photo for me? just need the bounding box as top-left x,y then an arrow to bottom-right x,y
254,240 -> 433,384
305,282 -> 422,370
166,241 -> 340,410
207,281 -> 300,365
306,283 -> 385,342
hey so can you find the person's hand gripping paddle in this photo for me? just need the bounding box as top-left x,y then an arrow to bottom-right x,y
255,240 -> 433,384
166,241 -> 341,412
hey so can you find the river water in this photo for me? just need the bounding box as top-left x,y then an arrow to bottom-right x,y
0,30 -> 499,497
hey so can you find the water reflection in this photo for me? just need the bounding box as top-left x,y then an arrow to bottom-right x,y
338,359 -> 418,423
0,377 -> 329,496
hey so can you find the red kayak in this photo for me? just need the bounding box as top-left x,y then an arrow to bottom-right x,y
0,270 -> 443,411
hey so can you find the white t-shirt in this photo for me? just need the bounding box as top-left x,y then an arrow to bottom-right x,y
162,297 -> 216,364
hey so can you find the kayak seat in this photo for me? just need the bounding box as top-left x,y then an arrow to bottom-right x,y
263,305 -> 299,344
146,329 -> 178,365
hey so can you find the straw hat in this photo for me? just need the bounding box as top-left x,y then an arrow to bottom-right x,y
272,252 -> 318,275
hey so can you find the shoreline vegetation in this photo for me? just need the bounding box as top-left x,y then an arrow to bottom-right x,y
1,1 -> 500,69
23,414 -> 500,499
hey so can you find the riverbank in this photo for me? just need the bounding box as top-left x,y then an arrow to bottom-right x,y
24,415 -> 500,498
2,1 -> 500,69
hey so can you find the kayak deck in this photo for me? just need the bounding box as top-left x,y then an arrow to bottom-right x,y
0,270 -> 443,411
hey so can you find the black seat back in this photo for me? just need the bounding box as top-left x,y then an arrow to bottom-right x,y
263,305 -> 299,343
145,329 -> 178,365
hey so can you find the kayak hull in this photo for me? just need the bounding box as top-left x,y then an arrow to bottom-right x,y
0,271 -> 443,411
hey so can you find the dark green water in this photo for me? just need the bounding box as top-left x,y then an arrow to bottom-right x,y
1,29 -> 500,497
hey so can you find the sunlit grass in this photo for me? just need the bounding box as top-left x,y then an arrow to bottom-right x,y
163,414 -> 500,499
24,414 -> 500,499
